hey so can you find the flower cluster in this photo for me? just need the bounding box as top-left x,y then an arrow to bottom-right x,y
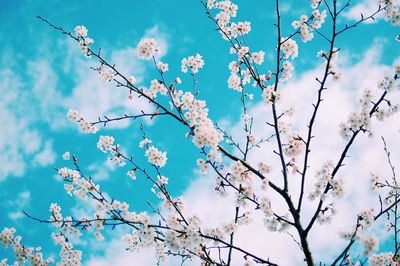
317,203 -> 337,224
369,252 -> 397,266
170,218 -> 205,256
264,216 -> 289,232
137,38 -> 159,60
229,161 -> 249,183
0,227 -> 54,265
261,85 -> 276,104
330,178 -> 345,198
123,213 -> 206,263
49,203 -> 63,225
123,225 -> 154,251
328,49 -> 342,80
283,135 -> 304,157
57,163 -> 157,245
226,55 -> 253,92
259,197 -> 273,217
227,73 -> 242,91
207,1 -> 268,93
171,91 -> 222,161
74,25 -> 87,37
98,66 -> 116,82
378,0 -> 400,26
67,109 -> 98,134
197,158 -> 210,174
251,51 -> 265,65
310,0 -> 322,9
181,54 -> 205,74
362,235 -> 379,256
309,161 -> 344,201
378,75 -> 400,92
156,61 -> 169,72
143,145 -> 168,168
258,162 -> 272,175
280,61 -> 294,81
237,46 -> 249,59
75,25 -> 94,58
96,135 -> 126,167
206,0 -> 242,39
97,135 -> 116,153
146,79 -> 168,99
227,21 -> 252,38
228,161 -> 257,206
280,38 -> 298,59
369,173 -> 381,191
57,167 -> 100,200
292,9 -> 327,42
339,88 -> 374,139
52,233 -> 82,265
358,208 -> 375,229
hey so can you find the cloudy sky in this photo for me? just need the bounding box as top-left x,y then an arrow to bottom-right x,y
0,0 -> 399,265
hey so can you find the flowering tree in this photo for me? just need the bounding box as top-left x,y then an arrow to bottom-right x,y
1,0 -> 400,265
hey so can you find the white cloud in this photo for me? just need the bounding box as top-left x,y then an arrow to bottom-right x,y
0,68 -> 57,181
27,59 -> 66,129
84,43 -> 400,265
343,0 -> 383,22
7,191 -> 31,221
33,141 -> 56,167
87,160 -> 116,181
21,130 -> 42,155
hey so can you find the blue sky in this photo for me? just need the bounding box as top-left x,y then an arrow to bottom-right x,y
0,0 -> 399,264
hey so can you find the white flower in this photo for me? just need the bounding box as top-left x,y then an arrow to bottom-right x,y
196,158 -> 210,174
280,38 -> 298,59
227,73 -> 241,91
145,146 -> 167,168
280,60 -> 294,82
237,46 -> 249,59
139,138 -> 152,148
237,21 -> 251,35
127,170 -> 136,180
78,35 -> 94,58
259,197 -> 273,217
157,61 -> 169,72
362,235 -> 379,256
258,162 -> 272,174
251,51 -> 265,65
67,109 -> 81,122
78,120 -> 98,134
99,67 -> 116,82
158,175 -> 168,185
181,54 -> 205,74
137,38 -> 158,60
128,76 -> 137,85
149,79 -> 168,97
62,152 -> 70,160
369,252 -> 396,266
67,109 -> 98,134
262,86 -> 273,104
74,25 -> 88,38
97,135 -> 115,153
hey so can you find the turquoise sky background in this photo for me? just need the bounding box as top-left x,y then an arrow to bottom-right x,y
0,0 -> 399,264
